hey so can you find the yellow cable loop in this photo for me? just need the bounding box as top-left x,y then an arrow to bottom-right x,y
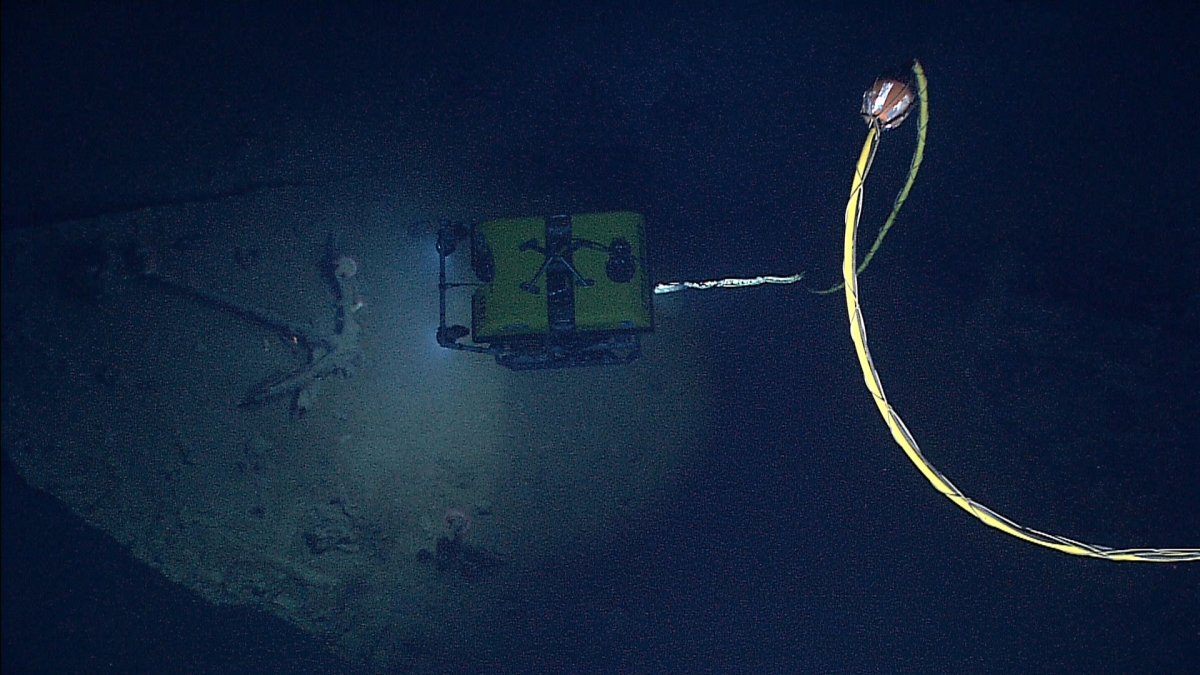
842,60 -> 1199,562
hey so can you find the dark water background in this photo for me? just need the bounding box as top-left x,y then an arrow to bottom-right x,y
4,2 -> 1198,673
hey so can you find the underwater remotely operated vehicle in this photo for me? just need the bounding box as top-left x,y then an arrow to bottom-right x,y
434,211 -> 802,370
435,211 -> 653,370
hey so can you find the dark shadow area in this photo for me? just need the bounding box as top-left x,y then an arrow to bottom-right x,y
2,457 -> 371,675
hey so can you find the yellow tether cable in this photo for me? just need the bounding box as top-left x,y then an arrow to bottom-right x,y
842,60 -> 1199,562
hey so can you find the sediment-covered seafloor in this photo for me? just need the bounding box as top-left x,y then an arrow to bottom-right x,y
1,180 -> 710,672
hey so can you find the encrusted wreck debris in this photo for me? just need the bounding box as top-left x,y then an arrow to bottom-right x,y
143,235 -> 363,415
